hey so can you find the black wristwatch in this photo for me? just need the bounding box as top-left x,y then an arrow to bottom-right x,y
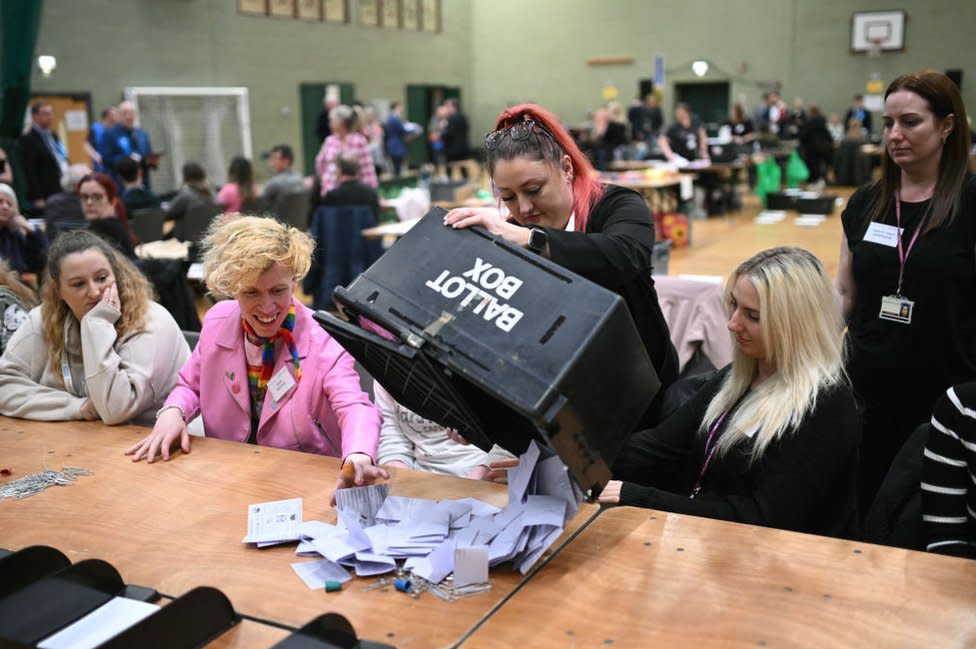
527,227 -> 548,254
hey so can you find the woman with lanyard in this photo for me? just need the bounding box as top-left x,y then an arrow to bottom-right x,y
444,103 -> 678,425
835,70 -> 976,515
598,247 -> 859,537
126,216 -> 384,491
0,230 -> 188,424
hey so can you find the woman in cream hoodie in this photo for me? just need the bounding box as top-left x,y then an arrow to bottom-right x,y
0,230 -> 188,425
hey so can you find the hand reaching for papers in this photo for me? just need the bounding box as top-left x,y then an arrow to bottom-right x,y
125,408 -> 191,463
596,480 -> 622,505
330,453 -> 389,506
465,459 -> 518,483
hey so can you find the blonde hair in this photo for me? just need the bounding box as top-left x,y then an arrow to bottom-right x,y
703,247 -> 845,461
202,215 -> 313,298
41,231 -> 154,381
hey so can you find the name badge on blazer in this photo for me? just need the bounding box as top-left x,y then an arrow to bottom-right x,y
863,222 -> 902,247
268,366 -> 296,403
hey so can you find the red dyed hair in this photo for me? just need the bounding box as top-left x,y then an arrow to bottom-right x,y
77,172 -> 134,242
491,103 -> 604,232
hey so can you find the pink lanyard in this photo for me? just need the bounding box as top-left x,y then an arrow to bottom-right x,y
894,191 -> 926,296
690,408 -> 732,499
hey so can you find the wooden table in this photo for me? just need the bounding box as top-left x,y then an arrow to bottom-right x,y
461,506 -> 976,649
599,173 -> 684,214
0,418 -> 595,649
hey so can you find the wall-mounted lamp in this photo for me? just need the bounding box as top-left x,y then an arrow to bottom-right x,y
37,55 -> 56,77
691,60 -> 709,78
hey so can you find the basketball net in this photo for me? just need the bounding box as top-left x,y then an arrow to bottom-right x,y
867,37 -> 884,59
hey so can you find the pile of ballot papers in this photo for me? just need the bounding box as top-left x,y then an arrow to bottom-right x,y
242,441 -> 584,591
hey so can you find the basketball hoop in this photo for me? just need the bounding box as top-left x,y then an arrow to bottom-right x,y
867,37 -> 884,58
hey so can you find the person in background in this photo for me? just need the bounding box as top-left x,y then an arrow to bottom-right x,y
728,103 -> 756,146
363,106 -> 385,178
104,101 -> 156,190
922,382 -> 976,559
0,183 -> 47,275
315,104 -> 378,195
217,156 -> 256,213
845,94 -> 874,138
116,157 -> 160,213
125,216 -> 383,497
0,147 -> 13,186
645,93 -> 664,138
44,164 -> 90,243
385,101 -> 413,177
165,162 -> 215,234
0,258 -> 37,356
428,104 -> 449,176
827,112 -> 846,145
444,102 -> 678,426
659,103 -> 709,165
77,172 -> 136,258
85,106 -> 118,173
322,153 -> 380,221
755,92 -> 782,139
593,102 -> 629,170
260,144 -> 305,208
0,230 -> 188,425
18,102 -> 67,212
627,96 -> 650,143
374,382 -> 515,480
600,247 -> 859,538
836,70 -> 976,515
441,98 -> 470,166
787,97 -> 808,138
316,93 -> 339,144
798,105 -> 834,186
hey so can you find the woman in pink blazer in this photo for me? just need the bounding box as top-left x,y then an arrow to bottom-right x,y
127,215 -> 383,487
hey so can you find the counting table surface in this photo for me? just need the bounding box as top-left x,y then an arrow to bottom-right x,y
0,417 -> 595,649
3,417 -> 975,648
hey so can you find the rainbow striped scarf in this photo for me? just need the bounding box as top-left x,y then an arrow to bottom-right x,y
242,304 -> 301,403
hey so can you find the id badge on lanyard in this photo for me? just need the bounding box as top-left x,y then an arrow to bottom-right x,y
61,318 -> 85,397
878,193 -> 924,326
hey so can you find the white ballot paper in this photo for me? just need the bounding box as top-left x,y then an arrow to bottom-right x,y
38,597 -> 158,649
453,545 -> 490,587
292,558 -> 352,589
242,497 -> 303,544
243,441 -> 583,589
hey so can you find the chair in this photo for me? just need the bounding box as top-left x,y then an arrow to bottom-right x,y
182,330 -> 200,351
304,205 -> 383,311
181,202 -> 223,246
861,422 -> 928,550
272,189 -> 311,230
130,207 -> 167,244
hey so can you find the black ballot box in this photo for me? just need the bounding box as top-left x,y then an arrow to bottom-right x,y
315,207 -> 660,497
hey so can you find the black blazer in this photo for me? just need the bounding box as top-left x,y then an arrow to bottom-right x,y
18,128 -> 63,203
543,184 -> 679,420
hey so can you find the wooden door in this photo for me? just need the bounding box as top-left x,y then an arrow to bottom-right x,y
30,93 -> 92,165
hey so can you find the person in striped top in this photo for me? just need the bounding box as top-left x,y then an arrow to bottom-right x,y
922,383 -> 976,558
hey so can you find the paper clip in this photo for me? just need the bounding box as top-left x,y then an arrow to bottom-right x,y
450,582 -> 493,597
361,577 -> 393,592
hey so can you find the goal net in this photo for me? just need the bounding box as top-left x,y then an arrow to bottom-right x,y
123,87 -> 252,194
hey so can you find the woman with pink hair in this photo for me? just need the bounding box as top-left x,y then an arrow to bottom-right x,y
445,103 -> 678,423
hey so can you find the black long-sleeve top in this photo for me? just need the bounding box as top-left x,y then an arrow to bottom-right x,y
612,369 -> 860,538
544,185 -> 679,400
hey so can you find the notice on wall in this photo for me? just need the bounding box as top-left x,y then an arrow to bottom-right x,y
64,110 -> 88,132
